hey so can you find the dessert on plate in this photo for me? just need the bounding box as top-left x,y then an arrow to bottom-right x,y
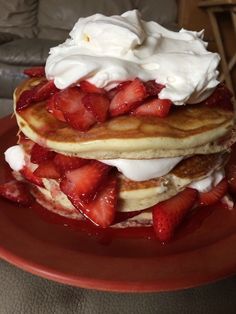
1,10 -> 236,242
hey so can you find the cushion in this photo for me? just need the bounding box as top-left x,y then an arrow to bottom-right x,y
0,63 -> 26,98
0,0 -> 38,38
0,39 -> 62,66
0,32 -> 20,44
37,0 -> 177,40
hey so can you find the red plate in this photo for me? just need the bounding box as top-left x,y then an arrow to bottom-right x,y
0,115 -> 236,292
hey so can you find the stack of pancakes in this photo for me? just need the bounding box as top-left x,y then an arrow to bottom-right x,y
13,78 -> 235,227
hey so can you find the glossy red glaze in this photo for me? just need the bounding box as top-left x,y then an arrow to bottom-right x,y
1,116 -> 236,292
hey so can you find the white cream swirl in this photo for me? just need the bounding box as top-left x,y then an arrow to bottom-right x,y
100,157 -> 183,181
46,10 -> 220,105
4,145 -> 25,171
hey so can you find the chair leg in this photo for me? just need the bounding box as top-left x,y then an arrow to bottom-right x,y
208,9 -> 235,95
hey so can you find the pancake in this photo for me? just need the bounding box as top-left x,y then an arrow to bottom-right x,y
14,78 -> 234,159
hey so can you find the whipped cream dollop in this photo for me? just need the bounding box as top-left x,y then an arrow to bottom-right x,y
189,169 -> 224,192
4,145 -> 25,171
100,157 -> 183,181
46,10 -> 220,105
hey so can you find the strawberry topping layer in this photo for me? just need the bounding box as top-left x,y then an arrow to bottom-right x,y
17,79 -> 59,112
16,67 -> 233,132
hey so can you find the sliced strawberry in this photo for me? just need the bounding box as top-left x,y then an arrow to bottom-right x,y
109,78 -> 146,117
132,98 -> 172,117
34,161 -> 61,179
225,163 -> 236,194
60,161 -> 110,202
16,89 -> 36,111
107,81 -> 132,99
46,95 -> 66,122
69,176 -> 118,227
33,80 -> 59,103
79,81 -> 106,94
55,87 -> 96,131
198,178 -> 228,206
82,93 -> 110,122
20,166 -> 44,187
30,143 -> 55,164
54,153 -> 89,173
0,180 -> 33,205
16,80 -> 59,112
200,83 -> 233,110
145,80 -> 165,97
152,188 -> 197,242
24,67 -> 45,78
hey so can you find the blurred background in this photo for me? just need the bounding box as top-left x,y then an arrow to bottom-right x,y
0,0 -> 235,114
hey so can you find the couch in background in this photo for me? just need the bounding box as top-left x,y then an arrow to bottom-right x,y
0,0 -> 177,99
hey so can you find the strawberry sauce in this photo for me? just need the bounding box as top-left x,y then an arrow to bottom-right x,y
28,185 -> 235,245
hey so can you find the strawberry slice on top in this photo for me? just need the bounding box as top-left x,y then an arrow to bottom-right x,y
82,93 -> 110,122
145,80 -> 165,97
132,98 -> 172,118
200,83 -> 233,110
71,176 -> 118,228
152,188 -> 198,242
55,87 -> 96,131
60,160 -> 110,202
107,81 -> 132,99
79,81 -> 106,94
198,178 -> 228,206
109,78 -> 146,117
0,180 -> 33,206
33,80 -> 59,103
16,89 -> 37,112
16,79 -> 59,112
46,95 -> 66,122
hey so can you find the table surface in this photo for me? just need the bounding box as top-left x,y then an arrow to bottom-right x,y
1,101 -> 236,313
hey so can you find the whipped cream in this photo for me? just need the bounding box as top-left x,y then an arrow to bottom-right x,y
4,145 -> 25,171
189,169 -> 224,192
4,145 -> 225,196
100,157 -> 183,181
46,10 -> 220,105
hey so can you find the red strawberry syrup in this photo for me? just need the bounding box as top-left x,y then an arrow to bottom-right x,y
29,187 -> 235,246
